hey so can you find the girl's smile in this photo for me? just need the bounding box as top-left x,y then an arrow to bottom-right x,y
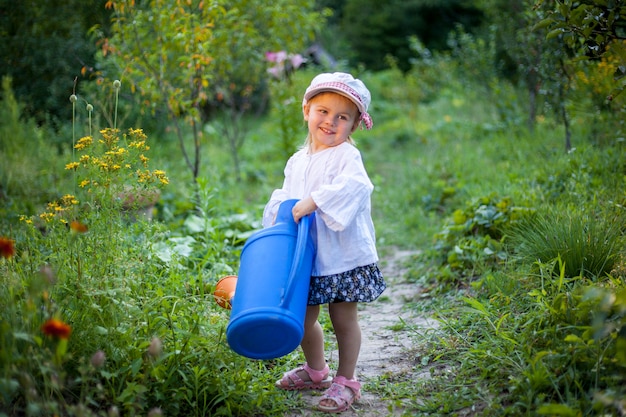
304,93 -> 359,153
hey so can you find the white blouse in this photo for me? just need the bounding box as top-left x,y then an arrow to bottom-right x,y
262,141 -> 379,276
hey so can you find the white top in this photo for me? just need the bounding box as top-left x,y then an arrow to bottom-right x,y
263,142 -> 378,276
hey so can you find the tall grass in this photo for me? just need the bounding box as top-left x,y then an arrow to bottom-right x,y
509,206 -> 622,279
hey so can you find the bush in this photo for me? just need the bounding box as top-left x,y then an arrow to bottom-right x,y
429,194 -> 531,284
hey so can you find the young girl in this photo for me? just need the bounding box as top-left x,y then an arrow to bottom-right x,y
263,72 -> 386,413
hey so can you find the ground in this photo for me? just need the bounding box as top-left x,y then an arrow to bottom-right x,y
285,250 -> 438,416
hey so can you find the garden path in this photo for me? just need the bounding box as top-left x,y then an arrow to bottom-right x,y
285,249 -> 439,416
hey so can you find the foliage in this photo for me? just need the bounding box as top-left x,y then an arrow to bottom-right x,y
339,0 -> 484,71
537,0 -> 626,63
429,194 -> 531,284
0,82 -> 286,416
265,51 -> 309,161
97,0 -> 324,185
0,0 -> 110,131
0,77 -> 68,217
2,16 -> 626,415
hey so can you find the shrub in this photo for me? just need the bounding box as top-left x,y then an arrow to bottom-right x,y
429,194 -> 531,283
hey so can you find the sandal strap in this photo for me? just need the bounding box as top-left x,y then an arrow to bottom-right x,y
284,367 -> 305,385
332,375 -> 361,394
303,362 -> 330,384
282,363 -> 329,385
319,376 -> 361,411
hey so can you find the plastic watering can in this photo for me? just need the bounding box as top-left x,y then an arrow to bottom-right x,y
226,199 -> 316,360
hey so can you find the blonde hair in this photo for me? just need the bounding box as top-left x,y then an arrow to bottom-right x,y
302,92 -> 360,147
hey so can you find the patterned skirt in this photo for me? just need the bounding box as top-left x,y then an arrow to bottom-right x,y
307,263 -> 386,305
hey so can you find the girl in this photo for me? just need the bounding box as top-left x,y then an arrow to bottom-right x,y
263,72 -> 386,413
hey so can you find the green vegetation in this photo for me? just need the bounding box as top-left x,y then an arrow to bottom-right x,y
1,0 -> 625,416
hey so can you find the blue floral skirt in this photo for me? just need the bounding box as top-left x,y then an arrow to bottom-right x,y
307,263 -> 386,305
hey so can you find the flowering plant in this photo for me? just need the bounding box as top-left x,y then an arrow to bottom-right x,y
28,84 -> 169,227
265,50 -> 305,80
68,127 -> 168,211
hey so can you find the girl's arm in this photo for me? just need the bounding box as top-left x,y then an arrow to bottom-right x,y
311,152 -> 373,231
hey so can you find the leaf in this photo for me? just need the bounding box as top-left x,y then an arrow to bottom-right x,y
537,403 -> 578,416
184,214 -> 210,233
533,18 -> 555,31
564,334 -> 584,344
547,28 -> 564,40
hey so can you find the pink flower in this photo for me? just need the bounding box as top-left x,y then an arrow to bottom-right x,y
267,66 -> 283,79
290,54 -> 305,70
266,50 -> 287,63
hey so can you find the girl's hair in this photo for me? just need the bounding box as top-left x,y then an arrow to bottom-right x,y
302,92 -> 359,148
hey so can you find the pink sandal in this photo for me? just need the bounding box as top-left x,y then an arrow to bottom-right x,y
275,363 -> 332,390
318,376 -> 361,413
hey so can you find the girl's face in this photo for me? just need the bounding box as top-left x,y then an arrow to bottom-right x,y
303,93 -> 360,153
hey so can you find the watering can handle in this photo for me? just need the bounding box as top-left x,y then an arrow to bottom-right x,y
280,213 -> 311,307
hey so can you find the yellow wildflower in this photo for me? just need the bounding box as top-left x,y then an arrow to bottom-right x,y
128,128 -> 147,141
39,212 -> 55,222
136,169 -> 150,183
79,179 -> 90,188
65,162 -> 80,170
153,170 -> 169,186
129,140 -> 147,150
75,136 -> 93,150
61,194 -> 79,206
19,215 -> 33,224
100,128 -> 120,147
80,155 -> 90,164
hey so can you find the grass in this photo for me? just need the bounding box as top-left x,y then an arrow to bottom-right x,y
1,59 -> 625,417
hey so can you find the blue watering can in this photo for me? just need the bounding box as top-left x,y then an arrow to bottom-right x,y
226,199 -> 316,360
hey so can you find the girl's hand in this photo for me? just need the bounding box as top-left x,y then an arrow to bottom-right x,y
292,197 -> 317,223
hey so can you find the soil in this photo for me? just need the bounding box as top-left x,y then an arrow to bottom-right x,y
285,249 -> 439,416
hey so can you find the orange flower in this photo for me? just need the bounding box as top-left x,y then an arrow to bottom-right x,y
70,221 -> 88,233
0,237 -> 15,259
41,319 -> 72,339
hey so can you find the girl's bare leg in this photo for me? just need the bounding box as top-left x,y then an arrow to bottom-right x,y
318,302 -> 360,408
299,305 -> 327,374
327,302 -> 360,379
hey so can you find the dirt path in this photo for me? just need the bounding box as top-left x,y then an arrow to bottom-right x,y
286,250 -> 439,416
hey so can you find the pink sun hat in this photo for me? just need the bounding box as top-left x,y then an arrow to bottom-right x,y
303,72 -> 373,130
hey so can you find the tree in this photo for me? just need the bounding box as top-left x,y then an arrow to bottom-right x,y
340,0 -> 484,71
0,0 -> 110,131
537,0 -> 626,101
98,0 -> 323,186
